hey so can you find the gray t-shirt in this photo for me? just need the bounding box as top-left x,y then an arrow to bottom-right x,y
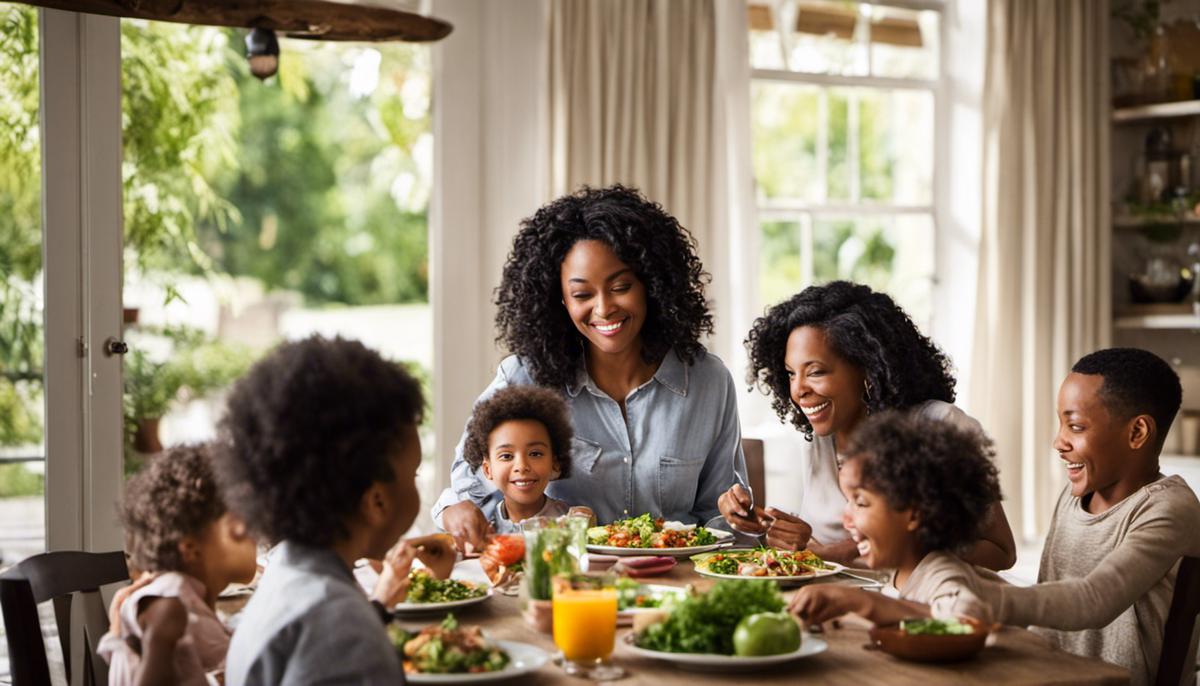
225,541 -> 404,685
986,475 -> 1200,686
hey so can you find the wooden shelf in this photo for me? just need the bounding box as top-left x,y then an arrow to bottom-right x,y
1113,215 -> 1200,229
1113,100 -> 1200,123
1114,312 -> 1200,330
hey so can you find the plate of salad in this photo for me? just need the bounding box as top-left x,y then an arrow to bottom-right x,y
390,614 -> 551,682
586,514 -> 733,557
627,579 -> 827,670
393,569 -> 492,615
690,547 -> 842,583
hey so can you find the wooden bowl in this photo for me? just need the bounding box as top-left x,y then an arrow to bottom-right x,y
868,618 -> 989,662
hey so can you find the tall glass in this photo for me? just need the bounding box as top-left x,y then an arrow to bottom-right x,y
521,514 -> 587,601
552,573 -> 624,680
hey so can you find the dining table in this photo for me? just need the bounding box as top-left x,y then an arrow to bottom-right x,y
273,557 -> 1132,686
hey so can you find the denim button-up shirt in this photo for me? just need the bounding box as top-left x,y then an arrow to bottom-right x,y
432,350 -> 748,526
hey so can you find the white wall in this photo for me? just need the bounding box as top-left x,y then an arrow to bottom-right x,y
430,0 -> 548,495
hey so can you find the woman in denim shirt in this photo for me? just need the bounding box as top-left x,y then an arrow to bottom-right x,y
433,185 -> 749,549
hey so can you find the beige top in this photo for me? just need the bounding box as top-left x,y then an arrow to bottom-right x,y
900,550 -> 994,623
985,475 -> 1200,686
796,400 -> 984,545
97,572 -> 229,686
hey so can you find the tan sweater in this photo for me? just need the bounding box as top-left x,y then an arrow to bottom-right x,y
900,550 -> 995,623
986,475 -> 1200,686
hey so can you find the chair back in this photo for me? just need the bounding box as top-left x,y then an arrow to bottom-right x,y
741,438 -> 766,507
1156,555 -> 1200,686
0,550 -> 129,686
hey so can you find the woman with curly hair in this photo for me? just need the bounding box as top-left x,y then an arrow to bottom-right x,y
723,281 -> 1015,569
434,185 -> 748,549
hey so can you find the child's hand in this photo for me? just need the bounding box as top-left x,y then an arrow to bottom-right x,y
718,484 -> 766,534
788,585 -> 868,627
410,533 -> 457,580
763,508 -> 813,550
108,572 -> 158,638
567,506 -> 596,527
370,541 -> 419,607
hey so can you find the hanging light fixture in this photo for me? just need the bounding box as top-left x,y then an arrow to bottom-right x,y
245,27 -> 281,80
15,1 -> 453,41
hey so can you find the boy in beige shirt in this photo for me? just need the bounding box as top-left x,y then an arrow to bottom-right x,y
986,348 -> 1200,686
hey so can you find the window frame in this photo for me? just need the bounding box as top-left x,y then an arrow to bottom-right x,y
749,0 -> 944,320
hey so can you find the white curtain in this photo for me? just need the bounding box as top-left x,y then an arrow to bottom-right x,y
543,0 -> 756,365
972,0 -> 1111,542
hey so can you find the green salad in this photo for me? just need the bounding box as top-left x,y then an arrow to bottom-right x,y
900,618 -> 975,635
587,513 -> 718,549
391,614 -> 510,674
405,569 -> 487,603
635,579 -> 784,655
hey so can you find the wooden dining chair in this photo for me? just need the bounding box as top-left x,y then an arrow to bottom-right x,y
741,437 -> 766,507
1156,555 -> 1200,686
0,550 -> 129,686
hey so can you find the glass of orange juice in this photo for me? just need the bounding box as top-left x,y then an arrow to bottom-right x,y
552,573 -> 625,680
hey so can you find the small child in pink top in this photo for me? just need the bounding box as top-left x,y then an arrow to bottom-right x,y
98,444 -> 258,686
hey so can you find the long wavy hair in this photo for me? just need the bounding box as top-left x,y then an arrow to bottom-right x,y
494,185 -> 713,388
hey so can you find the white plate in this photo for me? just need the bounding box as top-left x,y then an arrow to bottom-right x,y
392,586 -> 493,615
622,633 -> 828,671
690,552 -> 844,583
587,529 -> 734,558
406,640 -> 551,683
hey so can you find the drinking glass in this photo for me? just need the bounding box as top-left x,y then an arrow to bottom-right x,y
551,572 -> 624,680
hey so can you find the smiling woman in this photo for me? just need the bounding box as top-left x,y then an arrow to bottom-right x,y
433,185 -> 749,549
725,281 -> 1017,571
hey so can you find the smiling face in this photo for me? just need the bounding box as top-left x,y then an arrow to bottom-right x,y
784,326 -> 868,439
482,419 -> 560,514
560,239 -> 647,357
1055,373 -> 1152,505
838,456 -> 918,570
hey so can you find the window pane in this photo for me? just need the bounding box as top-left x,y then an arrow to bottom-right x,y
812,214 -> 934,326
857,88 -> 934,205
119,24 -> 437,516
759,220 -> 804,307
869,6 -> 939,80
747,2 -> 938,79
752,83 -> 933,205
0,3 -> 45,573
752,81 -> 823,202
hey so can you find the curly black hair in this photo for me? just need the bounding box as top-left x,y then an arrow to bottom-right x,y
215,336 -> 425,547
1072,348 -> 1182,449
121,443 -> 226,573
494,185 -> 713,389
845,410 -> 1001,555
462,386 -> 574,479
746,281 -> 956,440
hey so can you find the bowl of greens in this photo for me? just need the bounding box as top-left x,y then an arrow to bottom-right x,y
868,617 -> 988,662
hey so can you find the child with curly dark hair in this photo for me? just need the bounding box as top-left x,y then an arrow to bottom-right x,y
984,349 -> 1200,686
215,336 -> 441,684
98,443 -> 257,686
789,411 -> 1001,626
723,281 -> 1015,570
434,185 -> 747,549
461,386 -> 589,533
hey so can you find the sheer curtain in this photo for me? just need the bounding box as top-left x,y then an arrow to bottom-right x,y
971,0 -> 1111,541
543,0 -> 756,365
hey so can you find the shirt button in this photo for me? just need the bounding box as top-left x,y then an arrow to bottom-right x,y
623,509 -> 629,515
623,456 -> 630,463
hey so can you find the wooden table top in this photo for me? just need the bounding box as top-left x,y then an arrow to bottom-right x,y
380,561 -> 1131,686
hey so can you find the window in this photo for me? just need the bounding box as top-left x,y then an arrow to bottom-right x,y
749,0 -> 941,325
117,22 -> 437,519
